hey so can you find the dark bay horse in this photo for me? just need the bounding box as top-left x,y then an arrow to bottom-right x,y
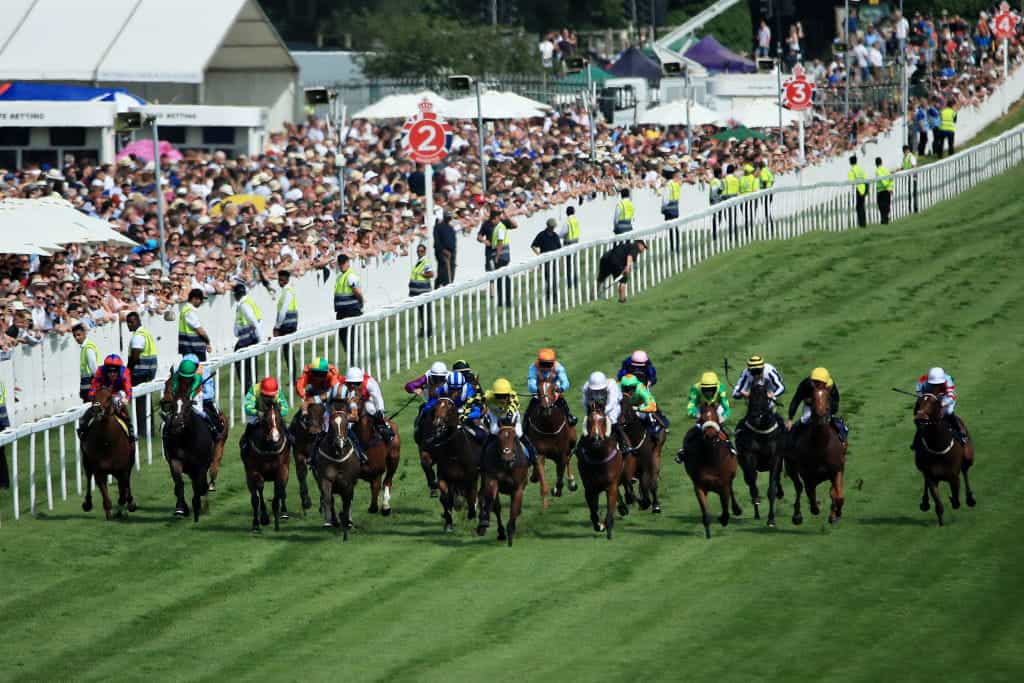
429,396 -> 481,533
576,405 -> 623,540
347,394 -> 401,516
913,393 -> 977,526
314,405 -> 361,539
239,400 -> 291,533
525,378 -> 577,504
80,387 -> 136,519
160,381 -> 214,522
289,401 -> 324,512
207,405 -> 229,492
477,421 -> 530,546
684,403 -> 740,539
735,381 -> 785,527
413,404 -> 440,498
618,396 -> 665,514
787,384 -> 847,525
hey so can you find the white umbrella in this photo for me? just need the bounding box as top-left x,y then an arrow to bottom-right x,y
442,91 -> 551,120
717,102 -> 801,129
0,198 -> 138,251
640,100 -> 721,127
351,90 -> 451,120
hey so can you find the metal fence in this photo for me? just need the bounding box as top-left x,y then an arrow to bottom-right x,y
2,120 -> 1023,521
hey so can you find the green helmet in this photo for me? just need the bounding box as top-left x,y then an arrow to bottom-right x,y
178,359 -> 199,378
620,374 -> 640,390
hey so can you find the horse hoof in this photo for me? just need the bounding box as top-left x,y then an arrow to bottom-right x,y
82,501 -> 92,512
920,501 -> 930,512
279,511 -> 290,521
951,497 -> 961,510
638,500 -> 651,511
704,527 -> 711,540
260,513 -> 270,526
207,480 -> 217,492
530,471 -> 539,483
606,527 -> 613,541
368,505 -> 379,514
652,504 -> 661,514
497,530 -> 507,542
344,520 -> 354,530
381,507 -> 392,517
719,515 -> 729,527
767,518 -> 776,528
301,496 -> 313,510
792,514 -> 803,526
251,527 -> 262,534
568,479 -> 578,492
127,502 -> 138,513
322,521 -> 334,528
429,488 -> 440,498
618,504 -> 629,517
966,495 -> 977,508
829,516 -> 839,525
174,508 -> 187,517
553,487 -> 562,498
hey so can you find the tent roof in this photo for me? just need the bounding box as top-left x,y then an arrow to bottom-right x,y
0,0 -> 295,84
607,47 -> 663,82
558,64 -> 613,86
684,36 -> 757,74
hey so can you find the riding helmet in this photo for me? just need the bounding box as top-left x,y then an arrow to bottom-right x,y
747,355 -> 765,370
810,367 -> 833,386
260,377 -> 279,397
700,372 -> 719,388
345,367 -> 364,383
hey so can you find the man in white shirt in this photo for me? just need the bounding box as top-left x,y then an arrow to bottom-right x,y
539,34 -> 555,69
894,10 -> 909,54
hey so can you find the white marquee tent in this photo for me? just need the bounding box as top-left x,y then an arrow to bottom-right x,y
0,198 -> 138,254
640,100 -> 721,127
442,92 -> 551,120
717,102 -> 801,129
351,91 -> 451,120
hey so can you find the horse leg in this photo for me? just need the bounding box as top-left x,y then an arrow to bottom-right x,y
273,479 -> 287,531
927,478 -> 945,526
730,478 -> 743,517
494,488 -> 507,542
790,471 -> 804,526
297,455 -> 313,510
638,461 -> 652,511
766,460 -> 779,528
585,486 -> 602,532
807,479 -> 821,516
919,478 -> 931,512
828,470 -> 845,525
97,476 -> 113,521
605,482 -> 617,540
507,485 -> 525,547
695,487 -> 712,539
743,458 -> 760,520
341,481 -> 355,540
718,486 -> 731,528
438,479 -> 455,533
249,476 -> 261,533
82,467 -> 94,513
553,453 -> 565,498
948,471 -> 962,510
535,456 -> 550,511
962,459 -> 977,508
381,448 -> 399,517
420,452 -> 439,496
320,476 -> 335,528
169,460 -> 188,517
257,479 -> 270,526
209,439 -> 224,491
466,473 -> 479,521
368,473 -> 381,514
476,479 -> 494,536
192,470 -> 204,523
567,448 -> 579,492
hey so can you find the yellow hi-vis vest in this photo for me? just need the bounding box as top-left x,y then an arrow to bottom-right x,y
178,303 -> 205,355
79,339 -> 100,391
565,216 -> 581,244
235,295 -> 262,347
724,175 -> 740,197
848,165 -> 868,196
940,107 -> 956,133
334,269 -> 361,312
132,327 -> 158,381
614,199 -> 635,232
409,257 -> 433,295
876,166 -> 894,193
277,285 -> 298,333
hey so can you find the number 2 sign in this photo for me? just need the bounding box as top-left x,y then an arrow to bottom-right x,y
402,100 -> 453,164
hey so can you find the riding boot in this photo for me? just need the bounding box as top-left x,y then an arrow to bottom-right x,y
349,426 -> 368,465
612,423 -> 630,451
556,396 -> 578,426
675,426 -> 700,463
375,413 -> 395,442
520,434 -> 538,464
945,414 -> 967,444
656,409 -> 670,433
832,416 -> 849,443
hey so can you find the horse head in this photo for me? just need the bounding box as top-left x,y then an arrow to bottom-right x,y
537,378 -> 556,413
699,402 -> 723,440
496,423 -> 519,469
585,403 -> 610,440
433,396 -> 457,433
746,381 -> 775,426
914,392 -> 941,427
161,379 -> 193,436
91,386 -> 114,415
326,405 -> 352,454
810,382 -> 831,425
301,402 -> 326,437
257,398 -> 284,446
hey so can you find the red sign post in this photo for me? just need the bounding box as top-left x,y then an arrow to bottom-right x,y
782,65 -> 815,162
402,100 -> 453,233
993,3 -> 1018,113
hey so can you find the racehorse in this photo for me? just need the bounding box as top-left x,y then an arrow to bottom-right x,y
526,378 -> 577,505
206,405 -> 229,492
575,404 -> 623,540
684,403 -> 741,539
80,387 -> 136,520
786,384 -> 847,525
314,403 -> 361,539
618,396 -> 665,514
239,399 -> 291,533
289,402 -> 324,512
428,396 -> 481,533
160,379 -> 215,522
912,393 -> 977,526
735,381 -> 785,527
346,393 -> 401,516
413,405 -> 441,498
477,421 -> 530,546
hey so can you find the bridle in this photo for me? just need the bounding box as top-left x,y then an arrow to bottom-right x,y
319,409 -> 355,464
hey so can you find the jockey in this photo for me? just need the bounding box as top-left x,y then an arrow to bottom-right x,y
240,377 -> 290,455
407,361 -> 450,437
786,367 -> 848,443
485,377 -> 538,463
170,357 -> 222,439
617,349 -> 658,387
913,366 -> 966,446
527,348 -> 577,425
732,354 -> 786,441
677,372 -> 732,463
81,354 -> 136,445
619,373 -> 669,438
295,356 -> 342,404
181,353 -> 223,439
338,366 -> 395,443
580,371 -> 626,443
443,370 -> 488,441
452,359 -> 483,396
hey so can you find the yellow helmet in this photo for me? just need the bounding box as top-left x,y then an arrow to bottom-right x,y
747,355 -> 765,370
810,367 -> 833,386
491,378 -> 514,395
699,372 -> 720,388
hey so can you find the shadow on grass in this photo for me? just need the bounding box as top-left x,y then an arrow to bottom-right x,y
856,515 -> 932,527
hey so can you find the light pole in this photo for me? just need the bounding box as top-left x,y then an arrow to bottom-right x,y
305,87 -> 346,217
844,0 -> 851,116
565,57 -> 597,163
449,75 -> 488,194
116,111 -> 167,269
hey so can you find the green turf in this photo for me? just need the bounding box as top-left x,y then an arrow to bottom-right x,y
2,163 -> 1024,682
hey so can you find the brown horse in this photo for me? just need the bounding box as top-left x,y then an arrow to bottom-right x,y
576,405 -> 623,540
429,396 -> 481,533
289,401 -> 324,512
314,405 -> 361,539
735,381 -> 785,527
618,396 -> 665,514
526,378 -> 577,505
239,399 -> 291,533
346,393 -> 401,516
477,421 -> 530,546
161,379 -> 215,522
80,387 -> 136,520
913,393 -> 977,526
787,384 -> 847,525
684,403 -> 741,539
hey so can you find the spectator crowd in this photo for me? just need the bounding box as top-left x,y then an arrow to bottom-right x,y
1,6 -> 1021,354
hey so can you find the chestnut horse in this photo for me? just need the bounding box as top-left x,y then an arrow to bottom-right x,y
160,380 -> 214,522
787,384 -> 847,526
913,393 -> 977,526
429,396 -> 482,533
477,421 -> 531,546
735,381 -> 785,527
314,405 -> 361,539
525,378 -> 577,504
80,387 -> 136,519
239,399 -> 291,533
346,393 -> 401,516
618,396 -> 665,514
289,401 -> 324,512
576,404 -> 623,539
684,403 -> 740,539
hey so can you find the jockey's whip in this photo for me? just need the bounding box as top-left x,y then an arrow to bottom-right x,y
723,357 -> 732,387
387,395 -> 419,421
890,387 -> 918,398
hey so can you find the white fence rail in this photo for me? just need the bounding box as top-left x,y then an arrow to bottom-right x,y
2,117 -> 1024,520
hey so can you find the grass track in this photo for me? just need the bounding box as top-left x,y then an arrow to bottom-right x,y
2,164 -> 1024,682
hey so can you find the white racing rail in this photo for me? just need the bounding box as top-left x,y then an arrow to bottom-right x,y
2,122 -> 1023,521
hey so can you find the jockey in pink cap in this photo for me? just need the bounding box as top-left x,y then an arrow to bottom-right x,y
617,350 -> 657,388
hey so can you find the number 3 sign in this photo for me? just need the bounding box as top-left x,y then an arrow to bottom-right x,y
782,64 -> 815,112
402,99 -> 453,164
